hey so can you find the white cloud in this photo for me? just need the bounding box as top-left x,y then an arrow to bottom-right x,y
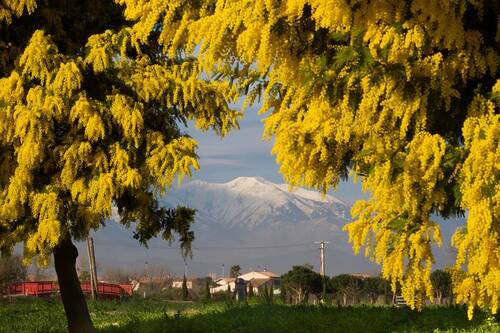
199,157 -> 244,167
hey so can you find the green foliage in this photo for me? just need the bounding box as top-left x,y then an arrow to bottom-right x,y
247,282 -> 254,298
431,270 -> 453,305
360,277 -> 391,304
182,275 -> 188,301
0,0 -> 239,266
0,254 -> 27,292
329,274 -> 364,305
260,284 -> 273,305
229,265 -> 241,278
78,269 -> 91,282
279,286 -> 286,304
204,279 -> 211,302
281,265 -> 322,304
178,0 -> 500,316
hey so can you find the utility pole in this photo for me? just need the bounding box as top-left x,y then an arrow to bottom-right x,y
89,237 -> 98,298
144,261 -> 148,299
86,237 -> 95,300
221,264 -> 225,278
315,241 -> 330,299
86,237 -> 98,299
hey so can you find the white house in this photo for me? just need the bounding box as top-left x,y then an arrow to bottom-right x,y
239,271 -> 281,295
239,271 -> 280,281
172,279 -> 193,289
210,277 -> 236,293
210,271 -> 281,295
171,277 -> 206,290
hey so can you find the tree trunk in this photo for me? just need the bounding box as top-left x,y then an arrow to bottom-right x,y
54,237 -> 95,333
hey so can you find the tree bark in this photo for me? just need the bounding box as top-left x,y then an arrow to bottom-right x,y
54,237 -> 95,333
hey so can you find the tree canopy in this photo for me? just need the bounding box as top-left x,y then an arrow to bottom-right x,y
166,0 -> 498,317
0,0 -> 498,322
0,254 -> 27,293
229,264 -> 241,278
0,0 -> 239,264
0,0 -> 239,330
329,274 -> 363,305
361,276 -> 390,304
281,265 -> 322,304
430,269 -> 453,305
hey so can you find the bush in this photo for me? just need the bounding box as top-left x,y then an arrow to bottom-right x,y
0,254 -> 27,294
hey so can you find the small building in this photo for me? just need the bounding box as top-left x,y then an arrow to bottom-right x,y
171,277 -> 206,290
210,271 -> 281,295
239,270 -> 280,281
131,276 -> 171,293
240,271 -> 280,294
350,272 -> 373,279
210,277 -> 236,293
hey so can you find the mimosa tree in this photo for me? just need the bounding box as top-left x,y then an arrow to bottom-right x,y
1,0 -> 498,328
175,0 -> 498,318
0,1 -> 238,332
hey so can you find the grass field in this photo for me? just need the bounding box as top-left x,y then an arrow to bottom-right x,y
0,297 -> 498,333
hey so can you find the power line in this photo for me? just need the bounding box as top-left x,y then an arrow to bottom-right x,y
193,242 -> 313,250
92,240 -> 321,251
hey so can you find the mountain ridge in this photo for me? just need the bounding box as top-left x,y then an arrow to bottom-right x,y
85,176 -> 461,276
162,176 -> 350,230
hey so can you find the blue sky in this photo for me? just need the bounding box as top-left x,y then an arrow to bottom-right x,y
186,102 -> 368,205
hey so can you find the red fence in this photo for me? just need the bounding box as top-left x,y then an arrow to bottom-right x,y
7,281 -> 132,299
80,282 -> 133,298
8,281 -> 56,296
119,284 -> 133,296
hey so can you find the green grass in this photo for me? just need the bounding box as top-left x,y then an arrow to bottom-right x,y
0,297 -> 498,333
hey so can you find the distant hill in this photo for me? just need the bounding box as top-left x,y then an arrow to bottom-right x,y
163,176 -> 350,229
81,177 -> 461,277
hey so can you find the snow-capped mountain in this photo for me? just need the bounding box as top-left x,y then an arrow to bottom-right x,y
162,176 -> 350,230
81,176 -> 461,276
85,176 -> 381,276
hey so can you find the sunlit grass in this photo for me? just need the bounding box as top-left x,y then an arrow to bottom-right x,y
0,297 -> 497,333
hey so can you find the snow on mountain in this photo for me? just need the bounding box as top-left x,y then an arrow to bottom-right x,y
162,176 -> 350,230
86,176 -> 381,276
83,176 -> 462,276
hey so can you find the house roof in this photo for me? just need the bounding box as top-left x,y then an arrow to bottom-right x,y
239,271 -> 280,280
136,276 -> 169,283
215,277 -> 236,285
350,272 -> 373,279
258,271 -> 280,278
248,278 -> 271,288
172,277 -> 202,283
